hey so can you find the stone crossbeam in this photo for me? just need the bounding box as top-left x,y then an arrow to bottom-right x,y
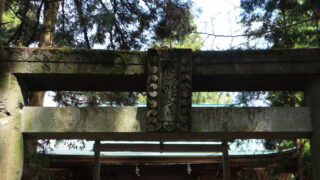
22,107 -> 311,135
1,47 -> 320,75
1,47 -> 320,91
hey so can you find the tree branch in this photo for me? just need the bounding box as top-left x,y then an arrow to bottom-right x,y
73,0 -> 91,49
26,0 -> 44,46
7,1 -> 31,45
194,16 -> 316,38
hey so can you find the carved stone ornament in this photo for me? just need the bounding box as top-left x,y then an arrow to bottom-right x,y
146,49 -> 192,132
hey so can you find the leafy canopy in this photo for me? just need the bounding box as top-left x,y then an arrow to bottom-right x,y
2,0 -> 195,49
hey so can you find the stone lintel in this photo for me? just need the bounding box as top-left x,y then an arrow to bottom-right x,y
1,47 -> 320,91
2,47 -> 319,66
0,47 -> 145,65
21,107 -> 311,133
1,47 -> 319,75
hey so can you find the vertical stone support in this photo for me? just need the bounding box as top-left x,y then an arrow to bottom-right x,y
0,73 -> 24,180
304,77 -> 320,179
146,49 -> 192,132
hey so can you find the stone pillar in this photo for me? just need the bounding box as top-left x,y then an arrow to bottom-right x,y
0,73 -> 24,180
304,77 -> 320,179
146,49 -> 192,132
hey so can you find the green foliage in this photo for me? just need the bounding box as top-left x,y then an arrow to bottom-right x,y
2,0 -> 195,49
138,93 -> 147,104
2,5 -> 20,26
267,91 -> 303,107
139,91 -> 233,106
1,0 -> 43,46
240,0 -> 320,48
54,139 -> 86,151
154,0 -> 195,42
53,91 -> 138,107
153,32 -> 204,50
192,92 -> 232,105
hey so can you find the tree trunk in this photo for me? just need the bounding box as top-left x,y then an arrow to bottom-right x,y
0,0 -> 5,25
39,0 -> 59,47
29,0 -> 59,106
28,91 -> 46,106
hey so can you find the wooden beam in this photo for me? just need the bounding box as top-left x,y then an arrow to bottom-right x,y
94,143 -> 225,153
23,132 -> 312,140
47,150 -> 297,165
93,140 -> 100,180
222,141 -> 231,180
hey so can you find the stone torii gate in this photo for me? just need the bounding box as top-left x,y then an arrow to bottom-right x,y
0,47 -> 319,179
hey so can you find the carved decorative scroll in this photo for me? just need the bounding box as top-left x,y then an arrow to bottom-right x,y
146,49 -> 192,132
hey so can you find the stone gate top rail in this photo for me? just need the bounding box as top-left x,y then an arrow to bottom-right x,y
0,47 -> 145,64
1,47 -> 320,65
193,48 -> 320,64
1,47 -> 320,91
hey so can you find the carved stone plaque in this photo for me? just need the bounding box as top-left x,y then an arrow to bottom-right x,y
146,49 -> 192,132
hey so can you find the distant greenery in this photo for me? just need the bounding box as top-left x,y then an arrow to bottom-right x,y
54,91 -> 139,107
192,92 -> 232,105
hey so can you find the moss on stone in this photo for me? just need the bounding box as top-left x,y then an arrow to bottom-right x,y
0,47 -> 146,64
0,114 -> 24,180
0,74 -> 9,91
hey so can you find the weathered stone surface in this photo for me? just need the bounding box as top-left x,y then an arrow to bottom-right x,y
0,62 -> 145,75
191,107 -> 311,132
22,107 -> 146,133
1,47 -> 320,75
193,49 -> 320,63
192,49 -> 320,91
0,74 -> 24,180
146,49 -> 192,132
0,47 -> 145,64
0,47 -> 145,75
21,107 -> 311,133
1,47 -> 320,91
